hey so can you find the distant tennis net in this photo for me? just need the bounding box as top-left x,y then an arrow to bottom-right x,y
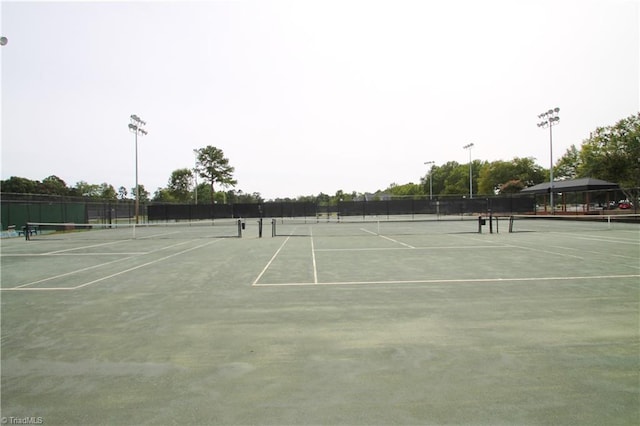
507,214 -> 640,233
24,220 -> 243,241
270,215 -> 486,237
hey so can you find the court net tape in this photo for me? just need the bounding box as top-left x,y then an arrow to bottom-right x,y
506,214 -> 640,233
23,220 -> 243,240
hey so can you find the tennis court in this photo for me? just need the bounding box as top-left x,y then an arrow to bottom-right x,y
1,217 -> 639,424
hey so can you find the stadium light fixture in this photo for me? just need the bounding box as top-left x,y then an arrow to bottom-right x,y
463,143 -> 474,199
424,161 -> 435,200
129,114 -> 148,225
537,107 -> 560,214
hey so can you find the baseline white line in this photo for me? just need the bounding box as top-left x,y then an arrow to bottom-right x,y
310,228 -> 318,284
315,245 -> 509,252
2,287 -> 77,291
49,252 -> 147,256
252,274 -> 640,287
1,252 -> 148,257
252,236 -> 291,286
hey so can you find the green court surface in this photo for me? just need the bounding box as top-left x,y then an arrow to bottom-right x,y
1,219 -> 639,425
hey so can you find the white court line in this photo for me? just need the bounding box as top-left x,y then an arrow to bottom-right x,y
71,239 -> 220,290
314,245 -> 510,252
136,230 -> 182,239
44,239 -> 130,255
506,238 -> 640,265
310,228 -> 318,284
546,245 -> 640,271
2,239 -> 200,290
252,274 -> 640,287
503,243 -> 585,260
549,244 -> 640,261
360,228 -> 415,248
10,256 -> 142,289
252,236 -> 291,286
1,287 -> 78,291
1,252 -> 147,257
555,233 -> 640,245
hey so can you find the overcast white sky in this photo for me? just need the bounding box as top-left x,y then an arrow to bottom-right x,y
1,0 -> 638,200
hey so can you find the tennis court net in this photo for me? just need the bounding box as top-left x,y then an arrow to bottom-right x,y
507,214 -> 640,233
23,220 -> 243,241
270,215 -> 486,237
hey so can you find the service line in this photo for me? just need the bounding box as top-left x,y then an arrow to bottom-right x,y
252,236 -> 291,286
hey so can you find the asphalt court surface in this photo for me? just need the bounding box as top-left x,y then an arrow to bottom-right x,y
1,220 -> 639,425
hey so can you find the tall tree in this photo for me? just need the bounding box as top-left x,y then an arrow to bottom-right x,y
578,113 -> 640,189
73,181 -> 101,198
478,157 -> 546,194
435,161 -> 484,196
98,183 -> 117,200
1,176 -> 39,193
195,146 -> 237,204
131,184 -> 150,202
385,182 -> 423,197
118,186 -> 128,200
167,168 -> 194,202
478,161 -> 512,194
554,145 -> 581,180
153,188 -> 176,202
40,175 -> 69,195
427,161 -> 460,196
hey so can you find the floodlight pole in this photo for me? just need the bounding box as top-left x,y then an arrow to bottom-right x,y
424,161 -> 435,200
463,143 -> 474,199
537,107 -> 560,214
193,149 -> 198,205
128,115 -> 147,225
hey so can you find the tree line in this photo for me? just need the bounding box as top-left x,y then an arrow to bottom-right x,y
2,113 -> 638,204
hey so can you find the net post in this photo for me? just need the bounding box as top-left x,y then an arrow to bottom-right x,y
272,218 -> 276,237
237,219 -> 242,238
477,216 -> 482,233
508,215 -> 514,233
258,218 -> 263,238
489,212 -> 493,233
